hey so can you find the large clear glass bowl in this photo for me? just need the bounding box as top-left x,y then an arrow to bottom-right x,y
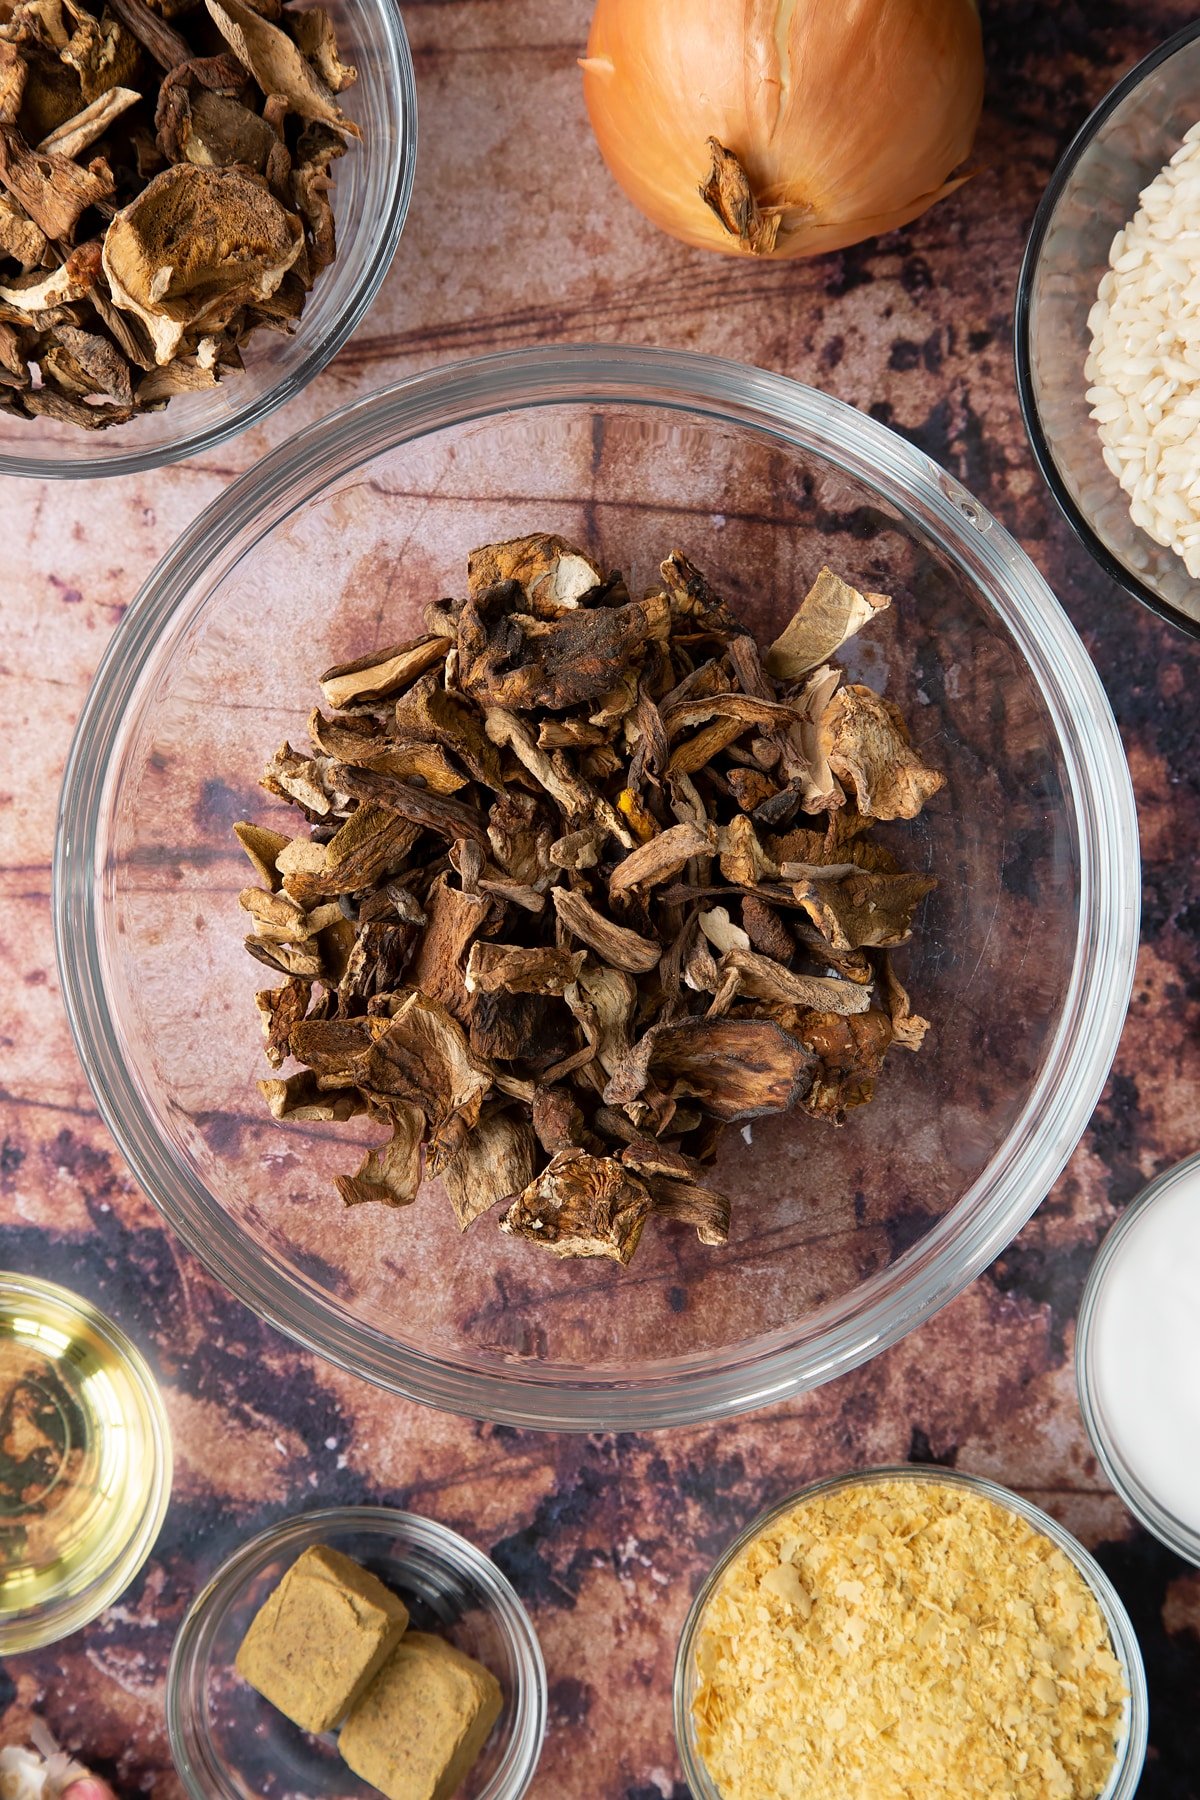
0,0 -> 415,480
53,346 -> 1139,1431
1015,20 -> 1200,639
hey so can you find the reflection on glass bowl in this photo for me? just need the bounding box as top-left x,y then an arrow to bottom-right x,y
54,345 -> 1139,1430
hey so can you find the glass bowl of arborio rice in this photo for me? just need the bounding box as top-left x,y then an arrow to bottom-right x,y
1016,20 -> 1200,639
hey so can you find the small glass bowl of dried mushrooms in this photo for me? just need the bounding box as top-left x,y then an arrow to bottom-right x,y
674,1466 -> 1148,1800
55,346 -> 1140,1432
0,0 -> 415,477
167,1506 -> 546,1800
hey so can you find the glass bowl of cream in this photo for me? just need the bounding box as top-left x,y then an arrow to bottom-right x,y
1077,1150 -> 1200,1565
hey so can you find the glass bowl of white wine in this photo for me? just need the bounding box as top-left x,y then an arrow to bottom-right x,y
0,1272 -> 172,1652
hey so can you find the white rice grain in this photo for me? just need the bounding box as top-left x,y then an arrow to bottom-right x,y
1089,129 -> 1200,573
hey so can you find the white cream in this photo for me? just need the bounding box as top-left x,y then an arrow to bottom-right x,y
1088,1164 -> 1200,1538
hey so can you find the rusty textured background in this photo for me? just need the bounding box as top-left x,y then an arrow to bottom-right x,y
1,1 -> 1199,1794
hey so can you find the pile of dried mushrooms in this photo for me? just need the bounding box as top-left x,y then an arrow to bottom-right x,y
237,536 -> 944,1267
0,0 -> 357,428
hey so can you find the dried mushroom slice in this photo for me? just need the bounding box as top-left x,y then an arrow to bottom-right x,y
881,953 -> 930,1051
101,0 -> 188,71
796,1008 -> 896,1121
50,323 -> 133,403
787,868 -> 937,951
289,119 -> 345,276
608,822 -> 714,896
258,1071 -> 364,1122
0,190 -> 46,263
254,976 -> 311,1069
530,1085 -> 588,1155
0,43 -> 27,123
646,1174 -> 731,1246
552,886 -> 661,974
38,84 -> 139,157
442,1107 -> 537,1230
103,163 -> 303,364
820,686 -> 945,821
779,663 -> 843,814
0,252 -> 95,310
500,1150 -> 652,1264
159,86 -> 280,172
322,993 -> 489,1142
467,533 -> 603,618
204,0 -> 359,135
320,634 -> 450,710
289,8 -> 357,94
716,947 -> 872,1015
334,1099 -> 424,1208
568,962 -> 636,1076
0,123 -> 112,237
464,941 -> 585,997
458,585 -> 670,713
333,762 -> 488,845
604,1017 -> 815,1122
765,568 -> 891,680
59,2 -> 142,101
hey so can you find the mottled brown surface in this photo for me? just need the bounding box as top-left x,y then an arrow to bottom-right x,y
1,2 -> 1198,1795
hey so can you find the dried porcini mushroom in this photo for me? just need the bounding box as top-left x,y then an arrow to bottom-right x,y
500,1149 -> 652,1264
0,0 -> 357,429
238,537 -> 941,1264
104,164 -> 304,363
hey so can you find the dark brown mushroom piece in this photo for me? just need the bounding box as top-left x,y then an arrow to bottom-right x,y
457,582 -> 670,714
604,1016 -> 816,1123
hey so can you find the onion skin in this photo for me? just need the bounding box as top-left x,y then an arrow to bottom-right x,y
581,0 -> 984,260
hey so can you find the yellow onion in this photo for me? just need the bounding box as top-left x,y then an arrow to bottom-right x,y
581,0 -> 984,260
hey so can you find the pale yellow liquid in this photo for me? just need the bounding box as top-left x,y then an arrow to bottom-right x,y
0,1281 -> 167,1644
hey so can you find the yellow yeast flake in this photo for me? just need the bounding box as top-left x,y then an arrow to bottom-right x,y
693,1477 -> 1126,1800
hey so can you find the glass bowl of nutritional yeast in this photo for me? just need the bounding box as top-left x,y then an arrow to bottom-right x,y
0,1272 -> 171,1652
55,345 -> 1139,1431
673,1466 -> 1148,1800
1015,20 -> 1200,638
167,1506 -> 546,1800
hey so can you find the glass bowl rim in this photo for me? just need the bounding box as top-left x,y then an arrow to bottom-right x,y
0,0 -> 417,482
165,1502 -> 548,1800
1076,1148 -> 1200,1566
1013,16 -> 1200,643
52,342 -> 1140,1431
0,1269 -> 172,1652
672,1462 -> 1150,1800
